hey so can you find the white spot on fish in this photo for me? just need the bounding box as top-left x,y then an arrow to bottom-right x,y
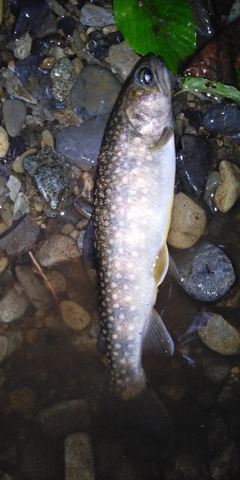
112,334 -> 118,340
113,303 -> 120,308
115,343 -> 121,349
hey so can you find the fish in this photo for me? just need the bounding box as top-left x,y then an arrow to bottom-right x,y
91,53 -> 176,438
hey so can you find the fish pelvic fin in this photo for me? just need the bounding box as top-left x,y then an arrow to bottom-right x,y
149,126 -> 174,151
143,308 -> 174,356
153,242 -> 169,287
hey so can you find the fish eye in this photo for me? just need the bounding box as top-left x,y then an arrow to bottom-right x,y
137,67 -> 153,85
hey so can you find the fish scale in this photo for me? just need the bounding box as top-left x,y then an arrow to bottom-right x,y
93,53 -> 176,402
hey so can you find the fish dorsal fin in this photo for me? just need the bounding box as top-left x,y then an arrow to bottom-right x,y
150,126 -> 174,151
143,308 -> 174,356
153,242 -> 169,287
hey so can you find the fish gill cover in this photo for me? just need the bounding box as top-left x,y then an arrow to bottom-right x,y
113,0 -> 196,73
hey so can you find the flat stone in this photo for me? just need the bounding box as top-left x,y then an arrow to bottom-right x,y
64,432 -> 95,480
0,126 -> 9,157
36,233 -> 81,267
109,41 -> 140,81
0,214 -> 40,257
15,265 -> 53,310
80,3 -> 115,27
37,399 -> 90,438
60,300 -> 91,330
214,160 -> 240,213
3,99 -> 26,137
56,116 -> 109,166
168,192 -> 206,249
0,287 -> 29,323
70,65 -> 121,119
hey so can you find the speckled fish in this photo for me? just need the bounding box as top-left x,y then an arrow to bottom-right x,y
92,53 -> 176,434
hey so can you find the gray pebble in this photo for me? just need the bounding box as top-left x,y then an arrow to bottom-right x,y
80,3 -> 115,27
64,432 -> 95,480
37,399 -> 90,438
0,335 -> 8,362
203,104 -> 240,135
109,41 -> 140,81
56,116 -> 108,166
0,287 -> 29,323
15,265 -> 53,311
13,192 -> 30,220
173,242 -> 236,301
71,65 -> 121,119
0,214 -> 40,257
3,99 -> 26,137
50,57 -> 77,103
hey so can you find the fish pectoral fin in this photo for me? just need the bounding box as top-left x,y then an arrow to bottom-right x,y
143,308 -> 174,356
149,126 -> 174,151
153,243 -> 169,287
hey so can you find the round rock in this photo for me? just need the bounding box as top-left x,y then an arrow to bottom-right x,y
172,242 -> 236,301
60,300 -> 91,330
168,192 -> 206,249
214,160 -> 240,213
0,126 -> 9,157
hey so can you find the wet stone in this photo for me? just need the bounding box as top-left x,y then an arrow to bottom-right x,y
12,0 -> 50,40
50,57 -> 77,103
23,147 -> 74,216
0,335 -> 8,362
214,160 -> 240,213
0,287 -> 29,323
37,399 -> 90,438
13,32 -> 32,60
15,265 -> 53,311
198,313 -> 240,355
176,134 -> 212,199
203,104 -> 240,135
70,65 -> 121,119
168,192 -> 206,249
109,41 -> 140,81
6,175 -> 21,202
0,126 -> 9,157
172,242 -> 236,301
3,99 -> 26,137
80,3 -> 115,27
60,300 -> 91,330
13,192 -> 30,220
36,233 -> 81,267
0,214 -> 40,257
55,116 -> 109,166
64,432 -> 95,480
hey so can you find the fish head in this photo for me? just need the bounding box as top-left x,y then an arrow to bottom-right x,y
122,53 -> 173,139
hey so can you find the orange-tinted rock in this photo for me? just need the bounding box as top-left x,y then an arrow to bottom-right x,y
184,17 -> 240,86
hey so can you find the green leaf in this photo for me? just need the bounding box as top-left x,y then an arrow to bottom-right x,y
180,76 -> 240,102
113,0 -> 196,73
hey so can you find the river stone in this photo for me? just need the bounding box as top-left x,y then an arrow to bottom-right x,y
109,41 -> 140,81
0,287 -> 29,323
80,3 -> 115,27
55,116 -> 109,166
0,126 -> 9,157
176,134 -> 212,199
203,103 -> 240,134
70,65 -> 121,119
60,300 -> 91,330
0,214 -> 40,256
0,335 -> 8,362
3,99 -> 26,137
37,399 -> 90,438
15,265 -> 52,310
36,233 -> 81,267
214,160 -> 240,213
172,242 -> 236,301
64,432 -> 95,480
23,147 -> 74,215
168,192 -> 206,249
198,313 -> 240,355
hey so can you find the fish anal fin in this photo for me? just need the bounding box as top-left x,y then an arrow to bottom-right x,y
153,242 -> 169,287
143,308 -> 174,356
150,126 -> 174,151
